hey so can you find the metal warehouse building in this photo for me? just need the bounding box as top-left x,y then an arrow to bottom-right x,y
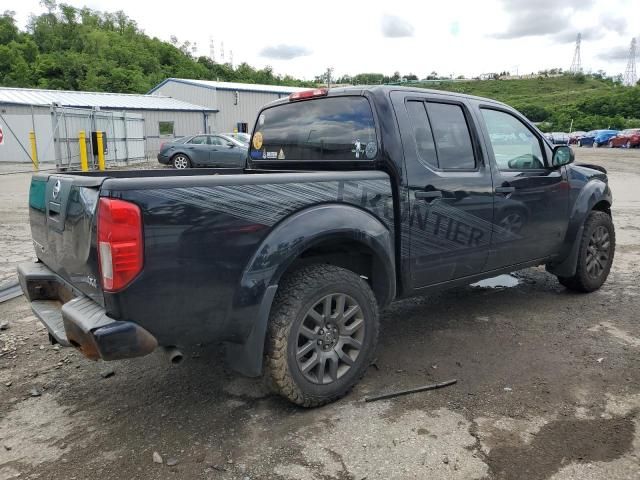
0,87 -> 215,167
148,79 -> 308,133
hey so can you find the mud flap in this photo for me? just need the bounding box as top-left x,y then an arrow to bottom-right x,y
224,285 -> 278,377
546,224 -> 584,277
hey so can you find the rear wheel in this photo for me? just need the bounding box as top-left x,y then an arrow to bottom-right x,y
626,140 -> 631,149
172,154 -> 191,169
265,264 -> 379,407
608,141 -> 614,148
578,140 -> 583,147
557,211 -> 615,292
592,141 -> 599,148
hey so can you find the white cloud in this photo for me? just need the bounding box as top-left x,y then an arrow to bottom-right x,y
380,14 -> 414,38
9,0 -> 640,80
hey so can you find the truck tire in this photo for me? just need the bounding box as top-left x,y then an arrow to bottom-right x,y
265,264 -> 379,407
557,211 -> 615,293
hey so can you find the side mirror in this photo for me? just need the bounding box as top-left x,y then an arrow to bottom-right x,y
227,142 -> 235,148
552,145 -> 574,168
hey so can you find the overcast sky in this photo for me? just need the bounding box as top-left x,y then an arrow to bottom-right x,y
10,0 -> 640,80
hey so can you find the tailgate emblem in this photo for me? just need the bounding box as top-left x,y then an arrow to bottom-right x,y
52,180 -> 61,200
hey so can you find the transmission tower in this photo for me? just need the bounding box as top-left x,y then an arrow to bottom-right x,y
570,33 -> 582,73
623,38 -> 637,86
229,50 -> 234,68
209,37 -> 215,62
220,41 -> 225,62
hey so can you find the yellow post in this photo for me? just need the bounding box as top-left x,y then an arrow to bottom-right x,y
79,130 -> 89,172
29,130 -> 39,171
96,131 -> 105,171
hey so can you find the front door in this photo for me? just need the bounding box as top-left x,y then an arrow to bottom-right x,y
391,92 -> 495,289
209,135 -> 242,167
478,107 -> 569,268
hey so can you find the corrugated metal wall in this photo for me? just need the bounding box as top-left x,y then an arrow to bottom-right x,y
0,104 -> 207,164
152,81 -> 287,133
0,105 -> 54,164
141,109 -> 207,159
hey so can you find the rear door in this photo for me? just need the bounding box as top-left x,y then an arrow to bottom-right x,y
183,135 -> 209,165
391,92 -> 494,288
477,106 -> 569,268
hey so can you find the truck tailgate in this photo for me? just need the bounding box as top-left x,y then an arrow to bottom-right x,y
29,173 -> 106,305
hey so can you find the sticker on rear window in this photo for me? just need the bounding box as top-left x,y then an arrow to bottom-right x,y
252,132 -> 263,150
278,148 -> 285,160
365,141 -> 377,159
352,139 -> 364,159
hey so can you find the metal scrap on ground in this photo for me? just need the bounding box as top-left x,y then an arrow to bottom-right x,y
364,379 -> 458,402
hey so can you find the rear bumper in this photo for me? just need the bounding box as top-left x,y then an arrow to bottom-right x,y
17,262 -> 157,361
157,152 -> 170,164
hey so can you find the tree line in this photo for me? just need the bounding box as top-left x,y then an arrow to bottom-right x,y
0,3 -> 314,93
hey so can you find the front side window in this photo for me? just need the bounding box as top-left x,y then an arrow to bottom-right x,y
481,109 -> 545,170
209,136 -> 224,146
251,96 -> 377,161
188,135 -> 208,145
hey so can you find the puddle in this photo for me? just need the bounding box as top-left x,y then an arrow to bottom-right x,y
471,274 -> 520,289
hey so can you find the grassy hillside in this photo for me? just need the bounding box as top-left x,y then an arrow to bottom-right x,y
422,75 -> 640,131
1,5 -> 637,132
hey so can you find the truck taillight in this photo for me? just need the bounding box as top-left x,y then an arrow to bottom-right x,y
289,88 -> 328,101
97,198 -> 143,292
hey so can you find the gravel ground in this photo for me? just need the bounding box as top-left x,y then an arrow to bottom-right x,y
0,149 -> 639,480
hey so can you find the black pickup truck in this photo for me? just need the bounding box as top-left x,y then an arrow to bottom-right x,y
18,86 -> 615,407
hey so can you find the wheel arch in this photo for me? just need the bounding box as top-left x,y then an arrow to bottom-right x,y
546,178 -> 612,277
224,203 -> 395,377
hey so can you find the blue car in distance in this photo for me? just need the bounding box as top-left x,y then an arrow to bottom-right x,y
577,130 -> 619,148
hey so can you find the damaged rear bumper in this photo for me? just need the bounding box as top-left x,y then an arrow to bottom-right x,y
17,262 -> 157,361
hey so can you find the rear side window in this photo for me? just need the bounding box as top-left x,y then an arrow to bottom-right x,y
427,103 -> 476,169
250,97 -> 377,161
406,100 -> 476,170
406,101 -> 437,169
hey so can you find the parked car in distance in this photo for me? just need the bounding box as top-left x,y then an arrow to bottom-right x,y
20,86 -> 616,407
577,130 -> 619,148
545,132 -> 569,145
568,131 -> 587,145
158,134 -> 248,168
227,132 -> 250,145
607,129 -> 640,148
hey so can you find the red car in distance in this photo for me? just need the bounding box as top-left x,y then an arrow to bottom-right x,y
568,131 -> 587,145
608,129 -> 640,148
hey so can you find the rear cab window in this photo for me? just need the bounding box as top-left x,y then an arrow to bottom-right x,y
250,96 -> 378,162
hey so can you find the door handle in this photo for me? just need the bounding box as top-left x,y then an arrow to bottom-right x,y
495,186 -> 516,195
415,190 -> 442,200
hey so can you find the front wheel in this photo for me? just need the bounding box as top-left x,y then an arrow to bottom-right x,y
608,141 -> 614,148
557,211 -> 615,292
592,141 -> 599,148
626,140 -> 632,149
265,264 -> 379,407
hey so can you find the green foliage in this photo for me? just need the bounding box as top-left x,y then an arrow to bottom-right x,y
422,74 -> 640,132
0,5 -> 314,93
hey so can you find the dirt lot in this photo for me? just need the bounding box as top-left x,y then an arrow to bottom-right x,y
1,149 -> 639,480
